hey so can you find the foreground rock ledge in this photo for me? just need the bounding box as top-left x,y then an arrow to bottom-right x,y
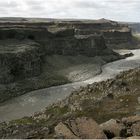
0,116 -> 140,139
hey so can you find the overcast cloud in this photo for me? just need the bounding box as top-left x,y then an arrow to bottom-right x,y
0,0 -> 139,22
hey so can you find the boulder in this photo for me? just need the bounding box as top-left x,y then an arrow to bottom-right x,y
55,117 -> 107,139
0,39 -> 44,84
54,122 -> 78,139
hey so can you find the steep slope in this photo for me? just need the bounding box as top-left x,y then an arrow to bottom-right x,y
0,68 -> 140,139
0,18 -> 125,102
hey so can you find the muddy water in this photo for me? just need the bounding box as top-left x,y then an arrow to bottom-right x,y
0,50 -> 140,122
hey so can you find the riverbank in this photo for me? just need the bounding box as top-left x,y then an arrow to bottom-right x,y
0,18 -> 131,103
0,52 -> 121,103
0,49 -> 136,122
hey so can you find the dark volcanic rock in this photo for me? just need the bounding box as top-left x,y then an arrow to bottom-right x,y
0,39 -> 44,84
0,26 -> 113,57
46,34 -> 108,56
0,18 -> 133,102
0,22 -> 119,84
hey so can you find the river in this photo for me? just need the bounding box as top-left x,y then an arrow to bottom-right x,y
0,49 -> 140,122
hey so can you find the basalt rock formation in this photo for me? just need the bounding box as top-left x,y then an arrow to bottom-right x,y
0,21 -> 117,78
0,21 -> 114,57
0,18 -> 134,102
0,18 -> 134,51
0,40 -> 44,84
47,18 -> 133,47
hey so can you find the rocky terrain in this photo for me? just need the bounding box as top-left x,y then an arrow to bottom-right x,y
0,68 -> 140,139
0,18 -> 133,102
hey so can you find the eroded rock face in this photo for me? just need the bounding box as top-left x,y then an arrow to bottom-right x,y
0,27 -> 110,57
51,18 -> 132,48
0,18 -> 131,102
0,30 -> 115,85
0,18 -> 131,57
0,19 -> 123,85
0,39 -> 44,84
46,35 -> 108,56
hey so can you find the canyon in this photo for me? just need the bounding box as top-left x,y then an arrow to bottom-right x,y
0,18 -> 140,139
0,18 -> 135,102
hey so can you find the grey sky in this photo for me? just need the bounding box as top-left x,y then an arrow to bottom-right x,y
0,0 -> 140,22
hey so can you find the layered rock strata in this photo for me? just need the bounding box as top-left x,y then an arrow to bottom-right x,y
0,18 -> 133,101
0,18 -> 124,85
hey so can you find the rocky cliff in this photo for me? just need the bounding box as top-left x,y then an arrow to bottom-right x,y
0,18 -> 133,102
0,40 -> 44,84
0,18 -> 134,50
46,18 -> 133,48
0,20 -> 116,56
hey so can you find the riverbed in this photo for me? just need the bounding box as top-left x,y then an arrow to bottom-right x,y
0,49 -> 140,122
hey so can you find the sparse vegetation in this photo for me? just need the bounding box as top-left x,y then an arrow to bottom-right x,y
0,68 -> 140,138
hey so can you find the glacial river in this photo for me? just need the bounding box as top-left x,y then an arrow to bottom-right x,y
0,49 -> 140,122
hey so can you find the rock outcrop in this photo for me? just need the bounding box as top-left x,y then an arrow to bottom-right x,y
0,23 -> 115,56
0,115 -> 140,139
0,39 -> 44,84
0,18 -> 134,51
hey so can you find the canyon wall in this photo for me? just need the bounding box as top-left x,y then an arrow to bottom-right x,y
46,18 -> 132,46
0,19 -> 132,85
0,18 -> 133,49
0,40 -> 44,84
